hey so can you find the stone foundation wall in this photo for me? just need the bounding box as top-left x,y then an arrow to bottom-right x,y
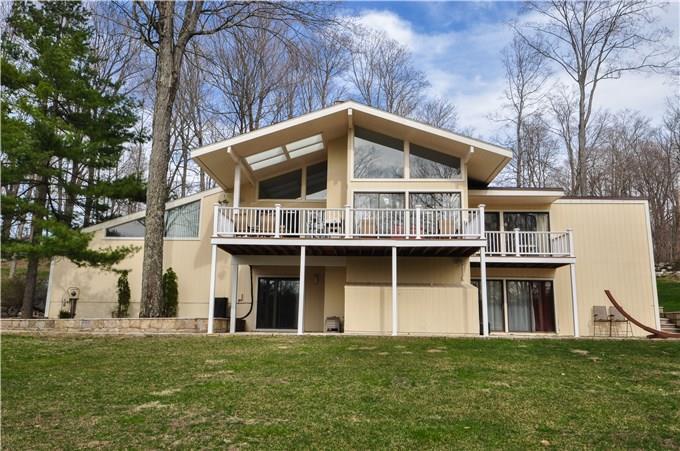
0,318 -> 228,334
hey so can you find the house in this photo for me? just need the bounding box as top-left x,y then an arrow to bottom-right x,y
45,101 -> 660,337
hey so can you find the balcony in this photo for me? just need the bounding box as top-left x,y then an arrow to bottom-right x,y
471,230 -> 575,268
211,205 -> 486,257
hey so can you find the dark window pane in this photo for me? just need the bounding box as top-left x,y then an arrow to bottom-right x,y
256,277 -> 299,329
353,192 -> 405,209
409,144 -> 461,179
485,212 -> 500,232
503,212 -> 549,231
165,201 -> 200,238
408,192 -> 461,209
306,161 -> 327,199
105,219 -> 145,237
353,127 -> 404,179
259,170 -> 302,199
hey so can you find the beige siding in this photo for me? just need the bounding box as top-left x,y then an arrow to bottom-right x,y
551,200 -> 657,336
48,191 -> 231,319
344,285 -> 478,335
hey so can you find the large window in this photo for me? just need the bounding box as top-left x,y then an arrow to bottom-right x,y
256,277 -> 299,330
353,127 -> 404,179
503,212 -> 549,232
473,279 -> 556,334
305,161 -> 327,200
353,192 -> 405,209
258,169 -> 302,200
409,143 -> 461,179
105,201 -> 200,238
408,192 -> 461,209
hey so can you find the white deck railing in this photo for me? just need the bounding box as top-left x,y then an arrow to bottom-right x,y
485,230 -> 572,257
214,205 -> 484,240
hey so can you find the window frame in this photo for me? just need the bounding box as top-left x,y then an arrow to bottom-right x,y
256,162 -> 328,202
350,127 -> 465,182
471,277 -> 558,334
481,210 -> 552,233
351,189 -> 464,209
104,200 -> 202,241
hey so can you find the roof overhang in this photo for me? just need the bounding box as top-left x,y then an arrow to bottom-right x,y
191,101 -> 512,190
468,188 -> 565,207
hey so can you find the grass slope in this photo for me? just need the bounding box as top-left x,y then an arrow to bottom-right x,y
2,335 -> 679,450
658,277 -> 680,312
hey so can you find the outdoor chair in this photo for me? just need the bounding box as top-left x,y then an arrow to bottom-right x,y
608,306 -> 633,337
592,305 -> 611,336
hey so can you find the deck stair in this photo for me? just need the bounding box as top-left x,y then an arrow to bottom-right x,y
659,315 -> 680,334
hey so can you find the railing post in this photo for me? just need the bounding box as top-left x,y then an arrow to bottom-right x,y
345,204 -> 352,239
213,204 -> 220,237
567,228 -> 575,257
478,204 -> 485,239
415,205 -> 422,239
514,228 -> 521,256
274,204 -> 281,238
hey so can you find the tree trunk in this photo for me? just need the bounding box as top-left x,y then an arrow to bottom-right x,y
577,79 -> 588,196
21,181 -> 48,319
139,6 -> 181,318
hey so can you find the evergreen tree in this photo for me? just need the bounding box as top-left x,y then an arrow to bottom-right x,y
161,268 -> 178,317
1,1 -> 145,318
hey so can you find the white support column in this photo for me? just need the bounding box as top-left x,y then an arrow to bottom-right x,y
233,164 -> 241,208
297,246 -> 306,335
207,245 -> 217,334
480,246 -> 489,337
44,258 -> 56,318
568,228 -> 580,337
229,256 -> 239,334
392,246 -> 398,336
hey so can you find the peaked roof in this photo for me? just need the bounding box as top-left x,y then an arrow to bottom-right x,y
191,101 -> 512,189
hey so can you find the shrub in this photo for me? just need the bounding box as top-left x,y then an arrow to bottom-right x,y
115,271 -> 131,318
162,268 -> 178,317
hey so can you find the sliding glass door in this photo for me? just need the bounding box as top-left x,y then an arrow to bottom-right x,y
506,280 -> 555,332
474,279 -> 556,333
256,277 -> 299,330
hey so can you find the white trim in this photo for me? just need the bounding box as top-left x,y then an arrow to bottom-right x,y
207,245 -> 217,334
480,247 -> 489,336
191,101 -> 512,160
229,257 -> 239,334
643,200 -> 661,329
470,189 -> 564,198
44,258 -> 56,318
298,246 -> 306,335
211,237 -> 486,248
554,198 -> 648,205
570,263 -> 580,337
84,187 -> 223,233
236,256 -> 347,266
391,246 -> 398,336
469,256 -> 575,265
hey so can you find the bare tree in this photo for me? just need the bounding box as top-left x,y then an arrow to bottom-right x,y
415,97 -> 458,131
500,35 -> 551,186
118,1 -> 329,317
348,28 -> 428,116
516,0 -> 676,195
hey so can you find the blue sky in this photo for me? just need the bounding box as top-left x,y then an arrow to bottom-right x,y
341,1 -> 679,139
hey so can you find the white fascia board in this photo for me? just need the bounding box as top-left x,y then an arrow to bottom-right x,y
190,101 -> 512,162
82,187 -> 224,233
470,189 -> 565,197
211,237 -> 486,248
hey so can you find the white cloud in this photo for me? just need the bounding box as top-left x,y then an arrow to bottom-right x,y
350,4 -> 678,140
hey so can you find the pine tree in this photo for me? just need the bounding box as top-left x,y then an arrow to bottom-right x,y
1,1 -> 145,318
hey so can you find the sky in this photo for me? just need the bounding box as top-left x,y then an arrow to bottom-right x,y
341,1 -> 680,140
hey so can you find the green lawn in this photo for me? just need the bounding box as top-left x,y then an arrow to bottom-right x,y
658,277 -> 680,312
2,335 -> 679,449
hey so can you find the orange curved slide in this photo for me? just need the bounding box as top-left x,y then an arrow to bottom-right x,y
605,290 -> 680,339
